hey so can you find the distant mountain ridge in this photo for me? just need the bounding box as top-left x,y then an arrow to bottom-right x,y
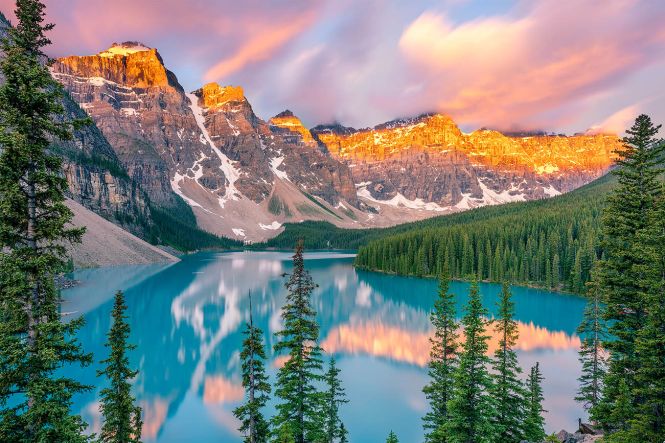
51,41 -> 621,243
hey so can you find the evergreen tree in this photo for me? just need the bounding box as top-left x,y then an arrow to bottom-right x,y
595,114 -> 663,432
233,293 -> 271,443
386,430 -> 399,443
523,363 -> 546,442
321,357 -> 348,443
446,279 -> 495,443
0,1 -> 92,440
422,272 -> 458,443
338,423 -> 348,443
97,290 -> 142,443
575,277 -> 606,418
628,189 -> 665,441
490,283 -> 527,443
272,242 -> 324,443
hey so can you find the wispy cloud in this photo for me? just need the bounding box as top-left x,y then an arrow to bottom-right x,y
398,0 -> 665,130
204,10 -> 317,81
0,0 -> 664,132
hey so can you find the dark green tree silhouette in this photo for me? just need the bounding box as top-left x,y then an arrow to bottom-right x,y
422,272 -> 458,442
233,293 -> 271,443
490,283 -> 527,443
576,277 -> 606,418
0,0 -> 92,440
385,430 -> 399,443
594,114 -> 663,432
322,357 -> 348,443
628,189 -> 665,442
97,290 -> 142,443
272,242 -> 324,443
446,279 -> 495,443
523,363 -> 546,442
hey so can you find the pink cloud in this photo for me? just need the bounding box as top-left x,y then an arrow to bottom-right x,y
587,104 -> 640,135
398,0 -> 665,131
204,10 -> 317,82
0,0 -> 663,132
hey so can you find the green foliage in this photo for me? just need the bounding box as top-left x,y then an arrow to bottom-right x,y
51,143 -> 129,179
0,1 -> 92,440
268,194 -> 285,215
446,280 -> 496,443
593,115 -> 664,434
576,278 -> 606,417
354,176 -> 610,292
523,363 -> 546,442
385,430 -> 399,443
233,295 -> 271,443
321,357 -> 348,443
272,242 -> 324,443
146,196 -> 241,252
263,174 -> 614,292
303,192 -> 342,220
422,272 -> 458,443
490,283 -> 527,443
627,188 -> 665,441
97,291 -> 142,443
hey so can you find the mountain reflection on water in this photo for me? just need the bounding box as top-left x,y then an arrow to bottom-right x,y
63,251 -> 586,442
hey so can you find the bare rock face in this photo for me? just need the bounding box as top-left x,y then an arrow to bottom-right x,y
51,40 -> 619,243
53,43 -> 229,207
191,83 -> 358,207
0,17 -> 152,239
313,114 -> 619,210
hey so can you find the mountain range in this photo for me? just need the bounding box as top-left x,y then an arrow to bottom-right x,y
2,28 -> 623,248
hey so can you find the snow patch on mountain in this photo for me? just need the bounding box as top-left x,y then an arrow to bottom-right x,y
186,92 -> 242,208
270,155 -> 289,181
259,221 -> 282,230
356,183 -> 447,212
478,181 -> 526,205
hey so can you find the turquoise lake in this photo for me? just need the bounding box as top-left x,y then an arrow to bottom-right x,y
63,251 -> 588,442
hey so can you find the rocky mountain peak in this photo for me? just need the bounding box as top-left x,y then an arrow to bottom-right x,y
194,83 -> 246,110
53,42 -> 180,89
269,110 -> 316,145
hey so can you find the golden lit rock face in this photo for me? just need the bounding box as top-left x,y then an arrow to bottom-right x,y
197,82 -> 246,110
269,110 -> 316,145
316,114 -> 620,175
55,42 -> 175,89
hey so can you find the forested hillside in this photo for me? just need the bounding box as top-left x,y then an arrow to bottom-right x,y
262,173 -> 615,292
354,174 -> 615,292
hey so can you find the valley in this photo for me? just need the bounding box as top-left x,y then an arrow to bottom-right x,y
51,41 -> 621,246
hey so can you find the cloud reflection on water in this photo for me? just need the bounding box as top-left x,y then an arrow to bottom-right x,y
65,251 -> 586,442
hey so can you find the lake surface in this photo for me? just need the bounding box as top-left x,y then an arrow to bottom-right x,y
63,251 -> 587,442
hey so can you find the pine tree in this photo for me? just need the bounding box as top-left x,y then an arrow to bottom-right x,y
595,115 -> 663,431
0,1 -> 92,440
386,430 -> 399,443
338,423 -> 348,443
272,242 -> 324,443
321,357 -> 348,443
446,279 -> 495,443
98,290 -> 142,443
575,277 -> 606,418
233,293 -> 271,443
490,282 -> 527,443
422,272 -> 458,443
628,189 -> 665,441
523,363 -> 546,442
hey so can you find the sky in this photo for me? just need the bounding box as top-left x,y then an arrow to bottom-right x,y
1,0 -> 665,134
